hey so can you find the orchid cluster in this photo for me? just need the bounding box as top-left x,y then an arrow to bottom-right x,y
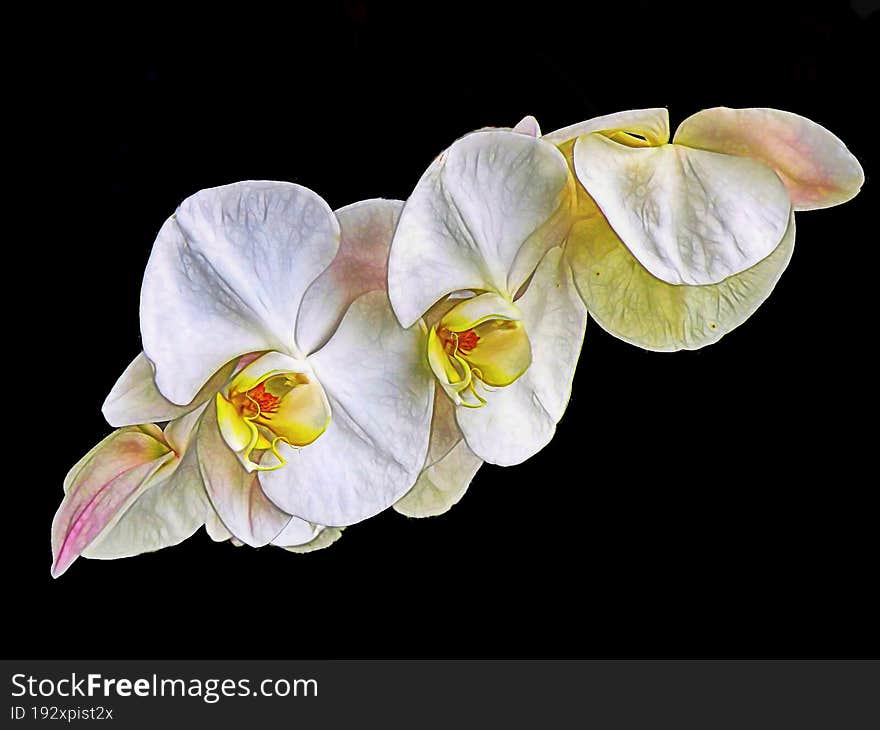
51,107 -> 863,576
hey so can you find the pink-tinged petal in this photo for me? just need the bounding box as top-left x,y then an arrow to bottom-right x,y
82,441 -> 210,560
296,199 -> 403,355
51,430 -> 174,577
512,115 -> 541,137
196,400 -> 291,547
674,107 -> 864,211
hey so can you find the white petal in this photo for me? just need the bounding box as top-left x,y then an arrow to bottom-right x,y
512,115 -> 541,137
573,134 -> 791,285
674,107 -> 864,210
568,206 -> 797,351
204,506 -> 233,542
84,443 -> 209,560
141,181 -> 340,405
296,199 -> 403,354
456,247 -> 587,465
281,527 -> 344,553
270,517 -> 322,547
196,401 -> 291,547
543,108 -> 670,145
162,402 -> 208,454
395,390 -> 482,517
103,352 -> 236,427
388,130 -> 571,327
260,291 -> 434,526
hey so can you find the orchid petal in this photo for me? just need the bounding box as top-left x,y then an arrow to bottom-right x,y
568,203 -> 796,351
141,181 -> 340,405
297,199 -> 403,354
543,108 -> 670,146
260,291 -> 433,526
395,391 -> 483,517
512,115 -> 541,137
394,440 -> 482,518
270,517 -> 322,547
83,441 -> 209,560
282,527 -> 344,553
162,403 -> 207,454
456,247 -> 587,465
388,130 -> 571,326
573,133 -> 791,285
674,107 -> 864,210
440,292 -> 522,331
51,428 -> 174,577
102,352 -> 237,428
204,506 -> 233,542
196,402 -> 291,547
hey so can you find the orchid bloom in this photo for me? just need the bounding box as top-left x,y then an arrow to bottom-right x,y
50,405 -> 337,577
542,107 -> 864,351
389,121 -> 588,517
54,181 -> 433,565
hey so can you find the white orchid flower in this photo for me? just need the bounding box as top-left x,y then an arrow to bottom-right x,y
389,122 -> 588,517
50,405 -> 335,577
101,181 -> 433,547
543,107 -> 864,351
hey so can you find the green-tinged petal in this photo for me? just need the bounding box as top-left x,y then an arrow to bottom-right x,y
102,352 -> 236,428
674,107 -> 864,211
83,440 -> 209,561
270,517 -> 322,547
51,429 -> 174,577
456,247 -> 587,465
141,181 -> 340,405
395,390 -> 483,518
260,291 -> 434,526
395,440 -> 483,518
297,199 -> 404,355
281,527 -> 344,553
394,440 -> 482,518
568,204 -> 796,351
204,505 -> 233,542
543,108 -> 670,146
573,133 -> 791,285
197,403 -> 291,547
388,129 -> 571,327
439,292 -> 521,331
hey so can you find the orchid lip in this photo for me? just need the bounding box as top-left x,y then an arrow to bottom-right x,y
427,293 -> 532,408
216,352 -> 331,472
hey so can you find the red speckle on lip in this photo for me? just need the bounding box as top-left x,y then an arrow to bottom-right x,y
247,382 -> 281,414
456,329 -> 479,354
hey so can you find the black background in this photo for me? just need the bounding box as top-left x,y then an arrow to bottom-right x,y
12,1 -> 877,659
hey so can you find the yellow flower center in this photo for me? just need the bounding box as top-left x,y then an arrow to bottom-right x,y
428,293 -> 531,408
215,354 -> 331,472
